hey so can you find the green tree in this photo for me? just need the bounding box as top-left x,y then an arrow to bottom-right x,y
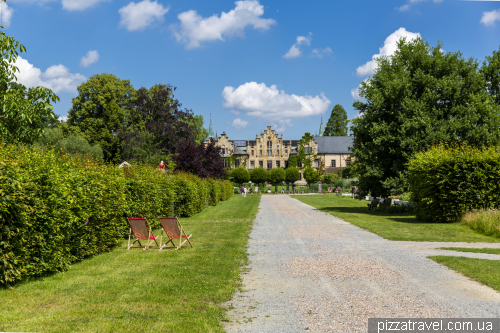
250,167 -> 268,190
303,166 -> 320,188
480,46 -> 500,105
321,173 -> 338,189
231,167 -> 250,186
351,37 -> 500,197
285,166 -> 301,185
267,167 -> 285,193
122,130 -> 164,165
67,73 -> 136,163
288,132 -> 316,171
0,28 -> 59,144
323,104 -> 348,136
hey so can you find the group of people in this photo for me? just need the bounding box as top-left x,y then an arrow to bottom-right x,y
240,186 -> 253,197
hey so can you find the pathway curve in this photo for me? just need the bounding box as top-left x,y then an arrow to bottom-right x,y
223,195 -> 500,333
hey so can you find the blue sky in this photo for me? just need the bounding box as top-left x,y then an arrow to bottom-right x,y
3,0 -> 500,140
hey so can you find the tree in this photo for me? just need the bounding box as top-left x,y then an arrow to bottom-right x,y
323,104 -> 348,136
121,130 -> 164,165
303,166 -> 320,188
285,166 -> 301,185
288,132 -> 316,171
0,29 -> 59,144
321,173 -> 338,189
351,37 -> 500,197
250,167 -> 268,190
267,168 -> 285,193
67,73 -> 135,163
173,140 -> 226,179
231,167 -> 250,186
480,46 -> 500,105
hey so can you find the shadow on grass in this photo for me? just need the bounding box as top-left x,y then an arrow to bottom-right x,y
311,206 -> 427,224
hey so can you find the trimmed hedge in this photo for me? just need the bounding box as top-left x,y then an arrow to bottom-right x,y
407,145 -> 500,223
0,144 -> 232,285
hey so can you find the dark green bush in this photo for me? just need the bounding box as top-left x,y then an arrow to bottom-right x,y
407,145 -> 500,222
0,144 -> 230,285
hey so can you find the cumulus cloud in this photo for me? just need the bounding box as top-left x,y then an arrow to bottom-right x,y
356,27 -> 421,77
80,50 -> 99,67
222,82 -> 331,131
119,0 -> 169,31
14,56 -> 86,94
311,47 -> 333,59
481,9 -> 500,27
58,116 -> 68,122
231,118 -> 249,129
283,33 -> 312,59
0,2 -> 14,28
172,0 -> 276,49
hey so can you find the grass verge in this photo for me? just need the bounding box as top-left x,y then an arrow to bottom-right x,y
0,194 -> 260,333
439,248 -> 500,255
429,256 -> 500,292
291,195 -> 500,242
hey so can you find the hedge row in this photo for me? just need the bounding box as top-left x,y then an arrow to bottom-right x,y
407,145 -> 500,223
0,144 -> 232,285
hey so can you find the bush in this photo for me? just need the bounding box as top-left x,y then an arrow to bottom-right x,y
463,210 -> 500,238
408,145 -> 500,223
0,143 -> 231,285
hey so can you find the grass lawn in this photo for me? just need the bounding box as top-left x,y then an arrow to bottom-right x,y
429,256 -> 500,292
439,248 -> 500,255
291,195 -> 500,243
0,194 -> 260,333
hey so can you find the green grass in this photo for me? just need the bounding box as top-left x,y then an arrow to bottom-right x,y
439,247 -> 500,254
429,256 -> 500,292
291,195 -> 500,242
0,194 -> 261,333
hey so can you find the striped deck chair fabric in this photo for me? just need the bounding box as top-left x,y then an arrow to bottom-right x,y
126,218 -> 159,250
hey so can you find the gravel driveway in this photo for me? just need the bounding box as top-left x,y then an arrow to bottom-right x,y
223,195 -> 500,333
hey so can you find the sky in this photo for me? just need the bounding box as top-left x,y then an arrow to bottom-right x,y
2,0 -> 500,140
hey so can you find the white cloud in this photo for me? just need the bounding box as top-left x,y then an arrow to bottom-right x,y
119,0 -> 169,31
80,50 -> 99,67
172,0 -> 276,49
14,56 -> 86,94
356,27 -> 421,77
222,82 -> 331,131
351,78 -> 370,103
397,0 -> 442,12
61,0 -> 109,11
283,33 -> 312,59
397,4 -> 410,11
0,2 -> 14,28
481,9 -> 500,27
311,47 -> 333,59
231,118 -> 249,129
58,116 -> 68,122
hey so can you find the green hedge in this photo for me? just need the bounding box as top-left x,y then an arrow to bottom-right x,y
0,144 -> 231,285
407,145 -> 500,223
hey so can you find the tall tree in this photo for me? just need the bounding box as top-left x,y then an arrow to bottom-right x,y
173,140 -> 226,179
351,37 -> 500,197
231,167 -> 250,186
267,168 -> 285,192
480,46 -> 500,105
285,166 -> 301,184
323,104 -> 348,136
67,73 -> 135,163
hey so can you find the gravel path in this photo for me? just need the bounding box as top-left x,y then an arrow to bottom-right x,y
223,195 -> 500,333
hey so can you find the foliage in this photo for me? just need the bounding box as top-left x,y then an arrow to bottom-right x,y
36,127 -> 104,161
380,171 -> 409,196
407,145 -> 500,223
231,167 -> 250,186
323,104 -> 348,136
303,166 -> 320,185
462,209 -> 500,238
250,167 -> 268,186
285,166 -> 301,184
67,73 -> 136,163
267,167 -> 285,192
0,143 -> 232,285
173,140 -> 226,179
480,46 -> 500,104
0,31 -> 59,144
321,173 -> 339,187
351,37 -> 500,197
289,132 -> 316,171
121,130 -> 165,165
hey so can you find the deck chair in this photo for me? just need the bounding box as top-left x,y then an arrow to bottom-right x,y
158,217 -> 193,251
126,218 -> 159,250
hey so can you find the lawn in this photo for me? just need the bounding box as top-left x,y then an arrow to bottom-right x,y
0,194 -> 261,333
439,248 -> 500,255
429,256 -> 500,292
291,195 -> 500,243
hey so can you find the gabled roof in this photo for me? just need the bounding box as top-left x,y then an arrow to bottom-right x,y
233,146 -> 248,155
314,136 -> 354,154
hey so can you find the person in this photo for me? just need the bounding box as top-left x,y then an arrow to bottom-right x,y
267,188 -> 271,193
352,186 -> 356,199
250,188 -> 253,196
281,188 -> 285,194
243,186 -> 247,198
241,186 -> 244,196
158,160 -> 165,172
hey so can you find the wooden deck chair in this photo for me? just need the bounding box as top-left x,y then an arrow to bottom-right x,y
158,217 -> 193,251
126,218 -> 159,250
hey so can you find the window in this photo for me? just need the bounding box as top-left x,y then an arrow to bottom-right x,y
259,160 -> 263,168
260,150 -> 262,156
267,161 -> 272,169
267,140 -> 272,148
285,149 -> 288,155
223,159 -> 227,167
267,149 -> 272,156
277,150 -> 279,156
346,159 -> 351,166
252,150 -> 254,156
331,160 -> 336,167
285,160 -> 289,168
235,159 -> 240,168
314,159 -> 319,168
276,161 -> 280,168
250,161 -> 255,169
277,145 -> 279,148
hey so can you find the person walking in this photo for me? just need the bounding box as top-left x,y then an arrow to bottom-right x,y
241,186 -> 244,196
243,186 -> 247,198
352,186 -> 356,199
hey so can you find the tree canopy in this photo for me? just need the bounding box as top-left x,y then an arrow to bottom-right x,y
250,167 -> 268,186
351,37 -> 500,197
285,166 -> 300,184
323,104 -> 348,136
480,46 -> 500,105
303,166 -> 320,185
173,140 -> 226,179
231,167 -> 250,186
267,167 -> 285,192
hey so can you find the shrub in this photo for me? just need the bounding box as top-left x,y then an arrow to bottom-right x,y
407,145 -> 500,223
463,210 -> 500,238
